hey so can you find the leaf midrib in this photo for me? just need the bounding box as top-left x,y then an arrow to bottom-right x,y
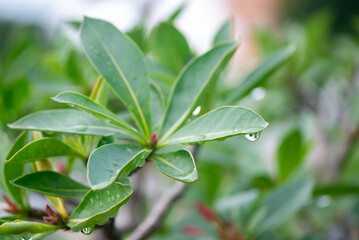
159,43 -> 237,144
89,24 -> 150,137
153,155 -> 184,173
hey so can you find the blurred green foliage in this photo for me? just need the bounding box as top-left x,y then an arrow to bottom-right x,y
0,4 -> 359,240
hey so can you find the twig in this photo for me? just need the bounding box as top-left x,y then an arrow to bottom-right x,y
126,181 -> 187,240
126,145 -> 199,240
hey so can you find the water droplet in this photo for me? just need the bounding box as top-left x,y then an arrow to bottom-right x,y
112,159 -> 118,166
316,195 -> 331,208
106,190 -> 110,196
245,132 -> 260,142
116,193 -> 121,199
192,106 -> 201,116
81,226 -> 94,235
69,104 -> 75,108
126,147 -> 133,154
21,233 -> 32,240
250,87 -> 266,101
90,198 -> 94,204
111,195 -> 115,201
99,202 -> 103,207
107,197 -> 111,202
105,167 -> 114,173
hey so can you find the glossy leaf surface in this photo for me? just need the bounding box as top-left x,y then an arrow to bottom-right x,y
153,149 -> 198,183
52,91 -> 137,134
0,221 -> 59,234
68,182 -> 133,231
12,171 -> 90,198
80,17 -> 151,137
165,106 -> 268,145
7,138 -> 83,164
8,109 -> 126,136
159,41 -> 238,140
88,144 -> 151,190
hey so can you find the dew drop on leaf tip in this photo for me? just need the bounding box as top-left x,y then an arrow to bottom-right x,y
81,226 -> 94,235
21,233 -> 32,240
245,132 -> 260,142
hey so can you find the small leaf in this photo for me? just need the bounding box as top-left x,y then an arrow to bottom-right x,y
80,17 -> 151,137
0,220 -> 60,235
313,183 -> 359,197
52,92 -> 138,137
225,45 -> 296,104
68,182 -> 133,231
277,129 -> 305,181
88,144 -> 151,190
150,22 -> 192,74
6,138 -> 83,165
159,41 -> 238,141
2,132 -> 28,208
164,106 -> 268,145
153,149 -> 198,183
150,81 -> 165,131
246,176 -> 313,238
0,130 -> 11,189
8,109 -> 128,137
213,19 -> 232,45
12,171 -> 90,198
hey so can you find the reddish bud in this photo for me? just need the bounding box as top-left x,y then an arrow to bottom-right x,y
56,162 -> 66,174
2,194 -> 18,214
148,132 -> 158,149
45,205 -> 56,217
43,205 -> 64,226
182,225 -> 203,237
196,203 -> 219,223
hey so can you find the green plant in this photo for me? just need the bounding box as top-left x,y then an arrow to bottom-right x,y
0,17 -> 270,239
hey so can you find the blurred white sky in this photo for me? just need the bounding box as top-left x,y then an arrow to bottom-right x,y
0,0 -> 229,53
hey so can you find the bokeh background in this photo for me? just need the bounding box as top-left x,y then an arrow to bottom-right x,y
1,0 -> 359,239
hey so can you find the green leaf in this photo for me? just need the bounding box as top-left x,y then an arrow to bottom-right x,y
89,77 -> 109,106
164,106 -> 268,145
6,138 -> 83,165
8,109 -> 128,137
225,45 -> 296,104
52,91 -> 139,139
150,81 -> 165,131
167,3 -> 186,22
12,171 -> 90,198
0,130 -> 11,190
88,144 -> 151,190
277,129 -> 305,181
246,176 -> 313,238
159,41 -> 238,141
213,19 -> 232,45
68,182 -> 133,231
153,149 -> 198,183
2,132 -> 28,208
150,22 -> 192,74
0,220 -> 60,235
80,17 -> 151,137
313,183 -> 359,197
